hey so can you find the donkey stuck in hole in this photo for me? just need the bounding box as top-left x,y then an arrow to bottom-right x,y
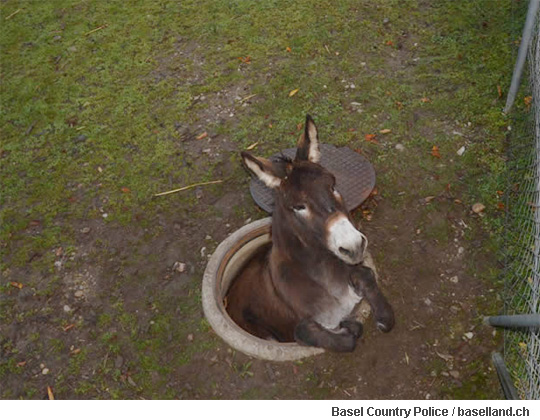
226,115 -> 394,352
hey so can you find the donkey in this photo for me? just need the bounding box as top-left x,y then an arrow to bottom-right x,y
226,115 -> 394,352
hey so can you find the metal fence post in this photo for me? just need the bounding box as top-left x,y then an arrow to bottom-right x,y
504,0 -> 540,114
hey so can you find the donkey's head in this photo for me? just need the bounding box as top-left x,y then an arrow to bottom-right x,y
241,115 -> 367,265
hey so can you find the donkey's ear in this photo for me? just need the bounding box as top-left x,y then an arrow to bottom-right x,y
241,152 -> 282,189
295,114 -> 321,163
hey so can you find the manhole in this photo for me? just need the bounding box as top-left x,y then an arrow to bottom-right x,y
249,144 -> 375,213
202,218 -> 376,361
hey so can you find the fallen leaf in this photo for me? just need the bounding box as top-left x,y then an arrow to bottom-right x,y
286,46 -> 292,52
246,141 -> 259,150
121,187 -> 131,193
385,40 -> 394,46
395,101 -> 404,110
379,129 -> 391,134
237,56 -> 251,63
497,85 -> 502,98
348,128 -> 356,132
524,96 -> 532,110
17,361 -> 27,367
496,190 -> 504,196
289,88 -> 299,97
10,282 -> 23,289
420,97 -> 431,103
497,202 -> 505,210
196,132 -> 208,140
70,348 -> 81,355
364,134 -> 378,143
47,386 -> 54,400
431,145 -> 441,158
239,94 -> 256,103
472,203 -> 486,214
296,122 -> 303,131
63,324 -> 75,332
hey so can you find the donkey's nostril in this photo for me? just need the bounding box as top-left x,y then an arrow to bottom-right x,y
339,247 -> 353,257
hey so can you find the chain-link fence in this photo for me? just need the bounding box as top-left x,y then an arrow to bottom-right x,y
502,1 -> 540,400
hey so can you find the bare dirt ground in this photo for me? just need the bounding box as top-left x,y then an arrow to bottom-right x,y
1,152 -> 503,399
1,1 -> 508,400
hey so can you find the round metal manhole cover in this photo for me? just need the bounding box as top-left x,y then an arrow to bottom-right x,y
249,144 -> 375,214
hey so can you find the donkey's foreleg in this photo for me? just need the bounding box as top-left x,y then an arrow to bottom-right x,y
350,266 -> 395,332
294,319 -> 363,352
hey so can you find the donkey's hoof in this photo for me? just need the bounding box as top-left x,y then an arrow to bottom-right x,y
340,320 -> 363,338
375,315 -> 395,333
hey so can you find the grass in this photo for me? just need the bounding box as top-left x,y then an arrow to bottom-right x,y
0,0 -> 526,399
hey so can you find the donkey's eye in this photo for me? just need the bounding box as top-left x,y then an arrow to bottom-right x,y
292,204 -> 307,212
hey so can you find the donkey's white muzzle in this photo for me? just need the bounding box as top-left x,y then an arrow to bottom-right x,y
327,215 -> 367,265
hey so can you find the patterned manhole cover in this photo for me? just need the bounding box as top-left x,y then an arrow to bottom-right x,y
249,143 -> 375,213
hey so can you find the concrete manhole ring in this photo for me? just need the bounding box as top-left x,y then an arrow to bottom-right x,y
202,217 -> 377,361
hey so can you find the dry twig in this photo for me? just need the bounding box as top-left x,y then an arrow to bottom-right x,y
84,24 -> 107,36
5,9 -> 21,20
154,180 -> 223,197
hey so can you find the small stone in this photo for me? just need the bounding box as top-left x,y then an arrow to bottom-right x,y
449,276 -> 459,284
187,334 -> 194,342
54,261 -> 62,269
63,305 -> 71,312
115,355 -> 124,369
441,371 -> 449,377
456,146 -> 466,156
40,363 -> 45,369
81,227 -> 91,234
395,143 -> 405,152
42,368 -> 50,375
200,247 -> 206,258
127,376 -> 137,387
172,262 -> 186,273
74,290 -> 84,298
102,213 -> 108,218
449,370 -> 460,379
463,332 -> 474,340
424,298 -> 432,306
472,203 -> 485,214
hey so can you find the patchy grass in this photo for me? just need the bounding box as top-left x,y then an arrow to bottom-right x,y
0,0 -> 523,399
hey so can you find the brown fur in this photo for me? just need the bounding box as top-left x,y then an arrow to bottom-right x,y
226,115 -> 394,352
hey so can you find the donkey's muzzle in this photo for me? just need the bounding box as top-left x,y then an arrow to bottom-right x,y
327,215 -> 367,265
